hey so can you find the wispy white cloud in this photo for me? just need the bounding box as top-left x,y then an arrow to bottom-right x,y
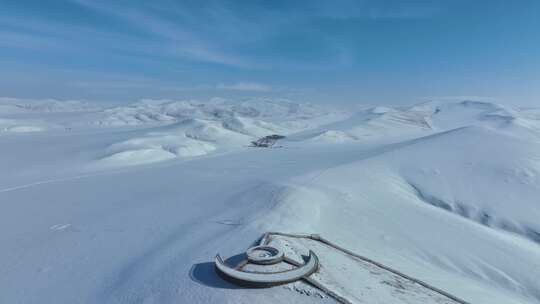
70,78 -> 274,93
2,0 -> 446,72
367,5 -> 442,20
216,82 -> 272,92
67,0 -> 251,67
0,29 -> 62,50
421,95 -> 499,103
70,79 -> 215,92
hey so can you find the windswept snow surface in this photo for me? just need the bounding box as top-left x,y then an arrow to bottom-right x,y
1,98 -> 540,304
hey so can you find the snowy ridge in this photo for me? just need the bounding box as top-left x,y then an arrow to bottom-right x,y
0,97 -> 96,113
0,97 -> 101,133
94,97 -> 341,128
299,100 -> 540,144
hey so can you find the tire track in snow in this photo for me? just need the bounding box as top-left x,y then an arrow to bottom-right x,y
0,149 -> 235,194
0,174 -> 99,194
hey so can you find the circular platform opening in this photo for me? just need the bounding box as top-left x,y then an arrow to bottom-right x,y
246,245 -> 284,265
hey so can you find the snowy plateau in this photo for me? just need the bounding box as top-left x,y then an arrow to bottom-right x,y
1,97 -> 540,304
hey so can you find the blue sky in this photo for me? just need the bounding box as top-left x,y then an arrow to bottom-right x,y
0,0 -> 539,105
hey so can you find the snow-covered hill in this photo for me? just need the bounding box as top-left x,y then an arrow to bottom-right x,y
90,98 -> 346,167
0,98 -> 539,304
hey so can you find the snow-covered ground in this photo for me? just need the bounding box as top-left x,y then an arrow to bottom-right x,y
1,97 -> 539,303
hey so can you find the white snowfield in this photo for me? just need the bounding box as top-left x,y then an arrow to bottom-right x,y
0,97 -> 539,304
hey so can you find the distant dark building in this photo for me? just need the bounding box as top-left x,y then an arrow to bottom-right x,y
251,134 -> 286,147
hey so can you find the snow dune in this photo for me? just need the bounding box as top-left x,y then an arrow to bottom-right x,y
0,98 -> 539,304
